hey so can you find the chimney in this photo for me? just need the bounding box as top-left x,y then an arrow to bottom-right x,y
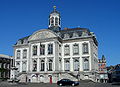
64,27 -> 69,30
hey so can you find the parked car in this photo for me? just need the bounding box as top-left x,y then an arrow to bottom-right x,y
57,79 -> 79,86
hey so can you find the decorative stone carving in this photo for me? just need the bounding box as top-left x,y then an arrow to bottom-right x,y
28,29 -> 57,41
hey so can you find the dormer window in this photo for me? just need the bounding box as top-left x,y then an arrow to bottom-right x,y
72,32 -> 79,38
23,39 -> 28,44
64,33 -> 69,39
82,31 -> 88,37
17,40 -> 21,45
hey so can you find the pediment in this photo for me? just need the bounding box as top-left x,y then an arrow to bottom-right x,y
28,29 -> 57,41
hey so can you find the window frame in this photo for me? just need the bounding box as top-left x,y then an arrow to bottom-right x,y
40,44 -> 45,55
83,57 -> 89,71
23,49 -> 27,59
16,50 -> 21,59
64,45 -> 70,56
48,44 -> 53,55
82,43 -> 89,54
73,44 -> 79,55
32,45 -> 37,56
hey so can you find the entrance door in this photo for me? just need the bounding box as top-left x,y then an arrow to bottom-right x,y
49,76 -> 52,84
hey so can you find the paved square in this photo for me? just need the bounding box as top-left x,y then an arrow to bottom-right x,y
0,82 -> 120,87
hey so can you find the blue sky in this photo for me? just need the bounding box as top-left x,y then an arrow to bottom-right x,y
0,0 -> 120,66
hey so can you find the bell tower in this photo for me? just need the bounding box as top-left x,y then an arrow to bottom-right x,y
48,6 -> 61,32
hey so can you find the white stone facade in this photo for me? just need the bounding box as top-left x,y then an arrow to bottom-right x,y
13,7 -> 99,83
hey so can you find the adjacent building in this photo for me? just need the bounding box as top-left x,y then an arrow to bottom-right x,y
98,55 -> 108,83
107,64 -> 120,83
13,6 -> 99,83
0,54 -> 13,80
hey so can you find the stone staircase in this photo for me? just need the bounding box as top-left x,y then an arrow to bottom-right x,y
59,72 -> 78,81
17,72 -> 27,82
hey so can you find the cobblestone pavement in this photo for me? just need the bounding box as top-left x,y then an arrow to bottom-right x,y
0,82 -> 120,87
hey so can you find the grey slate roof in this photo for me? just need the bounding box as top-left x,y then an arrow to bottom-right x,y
15,27 -> 98,46
58,28 -> 91,38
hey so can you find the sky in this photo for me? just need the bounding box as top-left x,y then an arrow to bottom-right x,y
0,0 -> 120,66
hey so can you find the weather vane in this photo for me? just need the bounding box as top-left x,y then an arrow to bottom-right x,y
53,6 -> 56,11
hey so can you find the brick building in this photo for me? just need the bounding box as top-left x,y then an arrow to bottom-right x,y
98,55 -> 108,83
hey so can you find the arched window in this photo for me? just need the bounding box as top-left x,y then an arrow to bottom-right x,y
74,59 -> 79,71
48,59 -> 53,71
83,58 -> 89,71
64,59 -> 70,71
41,60 -> 45,71
55,17 -> 58,26
51,17 -> 54,26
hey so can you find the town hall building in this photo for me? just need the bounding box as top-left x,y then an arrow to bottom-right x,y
13,6 -> 99,83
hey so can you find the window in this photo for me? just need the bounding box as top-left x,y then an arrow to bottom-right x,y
73,44 -> 79,55
51,17 -> 54,26
73,59 -> 79,71
64,34 -> 69,39
33,45 -> 37,56
59,45 -> 61,55
48,59 -> 53,71
83,58 -> 89,71
16,61 -> 20,72
23,39 -> 27,44
17,40 -> 21,45
17,50 -> 21,59
72,32 -> 79,38
7,64 -> 9,69
33,60 -> 37,71
40,44 -> 45,55
82,43 -> 89,54
64,59 -> 70,71
22,61 -> 26,72
23,49 -> 27,59
55,17 -> 58,25
64,45 -> 70,55
41,60 -> 45,71
48,44 -> 53,55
